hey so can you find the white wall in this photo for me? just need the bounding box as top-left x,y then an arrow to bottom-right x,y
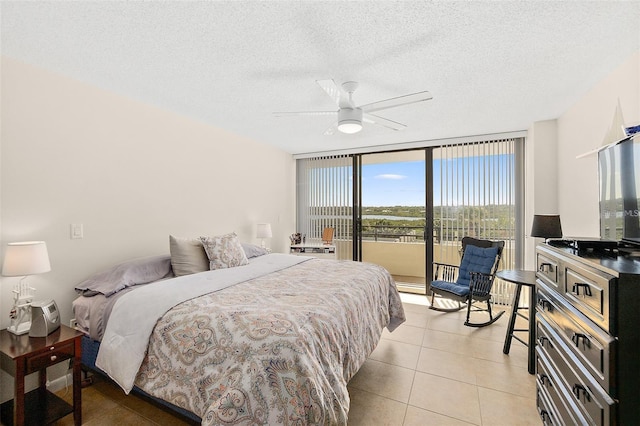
524,119 -> 558,269
557,52 -> 640,237
525,51 -> 639,265
0,57 -> 295,394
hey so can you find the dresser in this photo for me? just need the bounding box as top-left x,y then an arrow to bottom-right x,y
535,243 -> 640,425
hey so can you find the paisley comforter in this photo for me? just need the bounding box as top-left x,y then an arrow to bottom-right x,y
108,256 -> 405,425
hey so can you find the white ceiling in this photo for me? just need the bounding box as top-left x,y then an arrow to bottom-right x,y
2,1 -> 639,155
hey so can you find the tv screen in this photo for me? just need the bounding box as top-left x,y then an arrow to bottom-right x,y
599,136 -> 640,244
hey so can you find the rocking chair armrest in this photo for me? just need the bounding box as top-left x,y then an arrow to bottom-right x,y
433,262 -> 460,281
433,261 -> 459,269
468,271 -> 496,296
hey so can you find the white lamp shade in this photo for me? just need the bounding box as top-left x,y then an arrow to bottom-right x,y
337,108 -> 363,134
2,241 -> 51,276
337,121 -> 362,134
256,223 -> 273,239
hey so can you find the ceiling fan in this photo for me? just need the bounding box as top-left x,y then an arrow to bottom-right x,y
273,79 -> 433,135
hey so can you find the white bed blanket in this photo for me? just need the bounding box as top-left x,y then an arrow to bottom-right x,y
96,254 -> 309,392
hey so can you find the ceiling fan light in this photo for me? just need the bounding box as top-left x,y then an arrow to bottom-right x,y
338,120 -> 362,134
337,107 -> 363,134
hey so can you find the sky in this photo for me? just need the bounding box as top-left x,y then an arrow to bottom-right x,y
361,155 -> 514,207
362,161 -> 426,206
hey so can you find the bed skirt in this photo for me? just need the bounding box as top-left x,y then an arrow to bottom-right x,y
81,335 -> 202,424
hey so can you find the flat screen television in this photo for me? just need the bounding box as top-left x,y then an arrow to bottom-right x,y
599,135 -> 640,245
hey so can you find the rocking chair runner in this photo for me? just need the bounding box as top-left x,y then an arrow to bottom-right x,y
429,236 -> 506,327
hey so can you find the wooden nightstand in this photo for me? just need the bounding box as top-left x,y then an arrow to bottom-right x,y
0,325 -> 82,426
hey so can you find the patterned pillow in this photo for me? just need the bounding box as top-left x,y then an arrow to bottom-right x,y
199,232 -> 249,270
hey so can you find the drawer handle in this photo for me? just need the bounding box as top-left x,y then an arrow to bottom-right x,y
540,374 -> 552,388
572,282 -> 592,297
540,409 -> 553,424
537,299 -> 552,311
50,355 -> 57,362
539,262 -> 553,273
571,333 -> 591,350
538,336 -> 553,349
572,384 -> 591,403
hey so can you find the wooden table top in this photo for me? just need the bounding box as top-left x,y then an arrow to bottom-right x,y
496,269 -> 537,287
0,325 -> 82,360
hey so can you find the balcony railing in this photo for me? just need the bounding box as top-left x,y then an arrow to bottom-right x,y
327,225 -> 517,305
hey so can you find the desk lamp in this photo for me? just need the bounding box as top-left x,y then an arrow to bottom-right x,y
2,241 -> 51,335
531,215 -> 563,243
256,223 -> 272,249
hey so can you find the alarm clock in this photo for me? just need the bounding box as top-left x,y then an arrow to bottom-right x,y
29,299 -> 60,337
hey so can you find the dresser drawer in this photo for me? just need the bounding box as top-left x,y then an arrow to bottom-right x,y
537,385 -> 562,426
537,282 -> 615,391
26,341 -> 74,374
537,251 -> 560,291
537,352 -> 588,426
537,315 -> 615,426
563,263 -> 614,333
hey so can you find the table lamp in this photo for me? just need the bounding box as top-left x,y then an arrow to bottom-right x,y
256,223 -> 272,249
531,215 -> 563,243
2,241 -> 51,335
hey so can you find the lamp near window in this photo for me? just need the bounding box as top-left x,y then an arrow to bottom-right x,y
531,215 -> 563,243
2,241 -> 51,335
256,223 -> 273,249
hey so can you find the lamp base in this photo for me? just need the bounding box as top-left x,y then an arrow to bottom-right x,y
7,321 -> 31,335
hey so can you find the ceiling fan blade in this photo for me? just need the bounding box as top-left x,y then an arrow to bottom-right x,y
273,111 -> 335,117
360,91 -> 432,113
363,113 -> 407,131
323,123 -> 338,136
316,79 -> 355,109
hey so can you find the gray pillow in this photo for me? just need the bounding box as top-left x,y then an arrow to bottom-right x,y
169,235 -> 209,277
75,255 -> 172,297
241,243 -> 268,258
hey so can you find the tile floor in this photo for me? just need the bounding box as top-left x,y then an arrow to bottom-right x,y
53,294 -> 541,425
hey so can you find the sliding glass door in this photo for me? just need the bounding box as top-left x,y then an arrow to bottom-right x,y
359,150 -> 429,294
296,137 -> 523,301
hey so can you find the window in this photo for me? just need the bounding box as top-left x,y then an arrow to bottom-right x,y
296,137 -> 524,305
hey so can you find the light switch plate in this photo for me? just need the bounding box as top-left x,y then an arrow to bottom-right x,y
71,223 -> 83,239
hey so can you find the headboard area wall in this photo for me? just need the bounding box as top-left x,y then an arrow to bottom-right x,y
0,56 -> 296,334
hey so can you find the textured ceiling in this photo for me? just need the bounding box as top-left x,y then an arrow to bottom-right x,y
2,1 -> 639,155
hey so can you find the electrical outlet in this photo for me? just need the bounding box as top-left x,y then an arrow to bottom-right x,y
69,318 -> 77,328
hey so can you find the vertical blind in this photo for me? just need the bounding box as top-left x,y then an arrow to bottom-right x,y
434,138 -> 520,305
296,155 -> 353,260
297,138 -> 523,305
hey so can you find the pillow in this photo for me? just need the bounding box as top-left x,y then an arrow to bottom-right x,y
241,242 -> 268,259
200,232 -> 249,270
169,235 -> 209,276
75,255 -> 173,297
456,245 -> 500,287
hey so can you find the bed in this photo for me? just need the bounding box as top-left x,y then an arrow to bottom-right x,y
72,236 -> 405,425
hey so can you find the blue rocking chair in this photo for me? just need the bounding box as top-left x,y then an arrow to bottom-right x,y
429,236 -> 505,327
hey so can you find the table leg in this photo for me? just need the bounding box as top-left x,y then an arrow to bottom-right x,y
528,284 -> 537,374
14,360 -> 25,426
73,338 -> 82,425
503,283 -> 522,354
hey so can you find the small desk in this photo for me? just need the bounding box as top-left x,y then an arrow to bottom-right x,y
0,325 -> 83,426
496,269 -> 537,374
290,244 -> 337,260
